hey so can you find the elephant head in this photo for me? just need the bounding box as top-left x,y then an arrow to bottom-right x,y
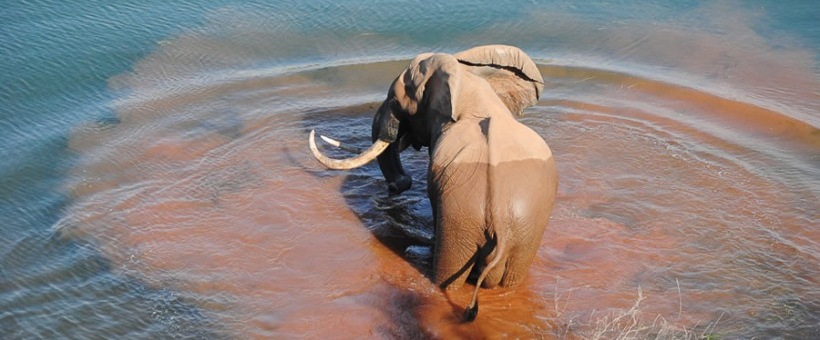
309,45 -> 544,195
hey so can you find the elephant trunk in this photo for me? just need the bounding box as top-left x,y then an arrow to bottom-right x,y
372,101 -> 412,195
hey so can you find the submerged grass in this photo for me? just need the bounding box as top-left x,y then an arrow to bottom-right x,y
548,281 -> 724,340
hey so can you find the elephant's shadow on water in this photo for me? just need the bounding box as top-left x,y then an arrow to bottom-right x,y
292,107 -> 453,334
299,107 -> 437,272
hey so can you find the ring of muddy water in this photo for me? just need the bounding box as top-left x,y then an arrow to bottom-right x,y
56,50 -> 819,338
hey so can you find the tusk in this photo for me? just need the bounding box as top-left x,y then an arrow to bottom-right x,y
309,130 -> 390,170
320,135 -> 342,147
320,135 -> 363,153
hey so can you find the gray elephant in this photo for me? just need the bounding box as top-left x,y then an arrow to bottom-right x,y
309,45 -> 557,321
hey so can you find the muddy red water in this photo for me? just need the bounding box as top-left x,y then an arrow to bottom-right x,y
55,8 -> 818,339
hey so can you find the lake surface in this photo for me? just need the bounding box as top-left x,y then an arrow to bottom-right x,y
2,0 -> 818,338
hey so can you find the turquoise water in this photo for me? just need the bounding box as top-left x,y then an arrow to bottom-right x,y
2,1 -> 818,338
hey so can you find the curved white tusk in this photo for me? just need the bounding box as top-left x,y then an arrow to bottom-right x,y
320,135 -> 363,153
320,135 -> 341,147
309,130 -> 390,170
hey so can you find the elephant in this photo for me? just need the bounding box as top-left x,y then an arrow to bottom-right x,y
308,45 -> 557,321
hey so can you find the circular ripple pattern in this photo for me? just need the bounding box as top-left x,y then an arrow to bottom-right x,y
3,1 -> 817,339
57,19 -> 819,338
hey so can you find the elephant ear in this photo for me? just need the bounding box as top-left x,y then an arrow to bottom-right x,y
455,45 -> 544,116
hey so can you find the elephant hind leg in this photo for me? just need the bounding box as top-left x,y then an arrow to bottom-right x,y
434,239 -> 479,291
498,242 -> 539,288
434,213 -> 486,290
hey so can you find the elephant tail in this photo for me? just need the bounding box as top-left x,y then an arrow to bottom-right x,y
463,228 -> 508,322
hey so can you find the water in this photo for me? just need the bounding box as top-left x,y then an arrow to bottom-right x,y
2,0 -> 818,338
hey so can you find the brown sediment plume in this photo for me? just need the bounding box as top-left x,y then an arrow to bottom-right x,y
540,65 -> 820,152
57,2 -> 819,337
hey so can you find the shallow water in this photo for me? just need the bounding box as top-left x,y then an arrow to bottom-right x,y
3,1 -> 819,338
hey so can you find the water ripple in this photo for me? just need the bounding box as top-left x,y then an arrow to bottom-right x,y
4,1 -> 818,338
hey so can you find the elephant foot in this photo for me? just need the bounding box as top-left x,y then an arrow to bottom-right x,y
387,175 -> 412,195
462,302 -> 478,322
